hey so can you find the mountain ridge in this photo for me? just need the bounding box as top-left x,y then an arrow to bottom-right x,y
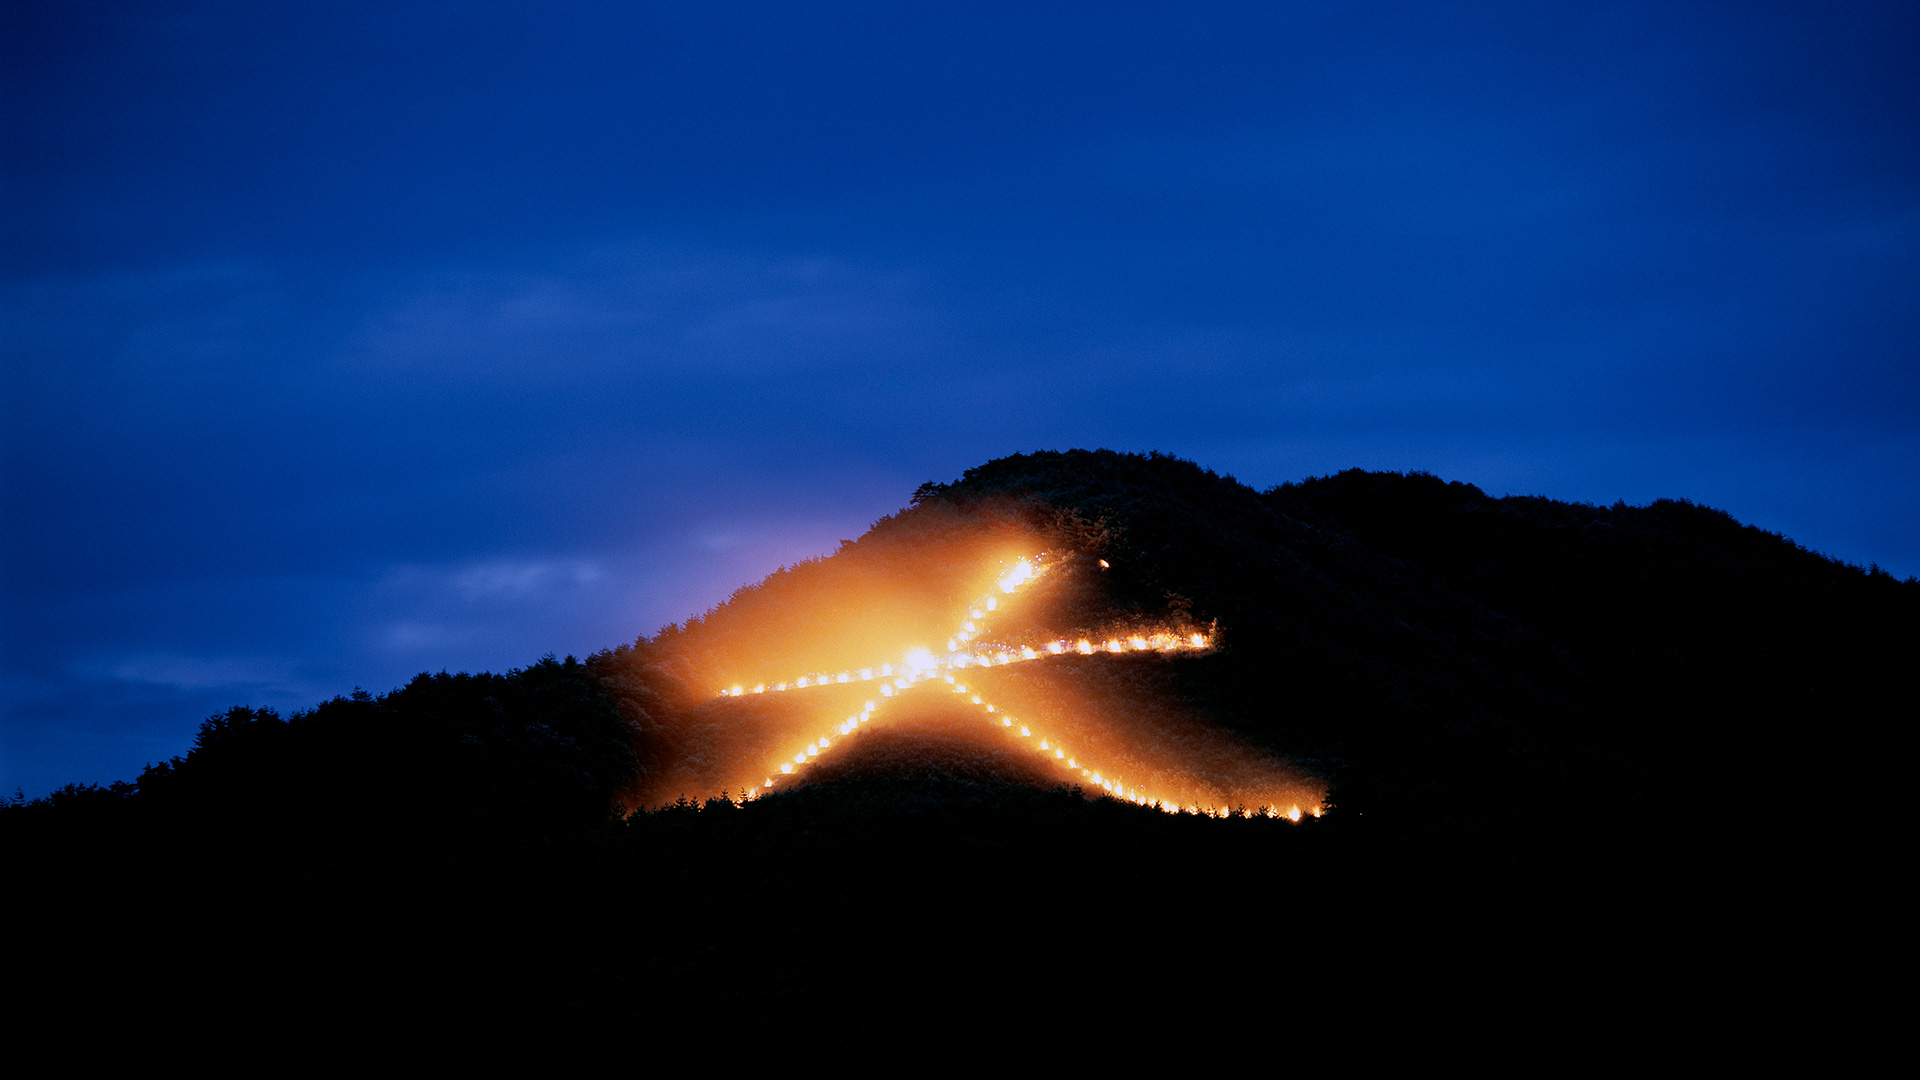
12,449 -> 1908,1020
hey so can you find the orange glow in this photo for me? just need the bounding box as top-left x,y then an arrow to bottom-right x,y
642,550 -> 1321,819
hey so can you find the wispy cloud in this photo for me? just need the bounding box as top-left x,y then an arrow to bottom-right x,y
97,654 -> 301,693
450,558 -> 604,602
343,243 -> 947,391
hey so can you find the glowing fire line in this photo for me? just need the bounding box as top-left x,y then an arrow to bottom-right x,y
712,555 -> 1309,821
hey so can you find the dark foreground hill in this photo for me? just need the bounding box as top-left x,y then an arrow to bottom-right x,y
11,450 -> 1911,1029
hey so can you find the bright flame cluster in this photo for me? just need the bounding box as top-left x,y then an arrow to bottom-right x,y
714,555 -> 1308,821
718,558 -> 1214,698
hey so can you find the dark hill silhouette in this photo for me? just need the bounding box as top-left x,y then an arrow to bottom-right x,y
10,449 -> 1911,1026
595,449 -> 1913,838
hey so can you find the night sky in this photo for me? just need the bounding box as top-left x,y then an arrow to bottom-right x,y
4,2 -> 1915,798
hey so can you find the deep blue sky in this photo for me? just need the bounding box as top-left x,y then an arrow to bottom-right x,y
5,2 -> 1916,797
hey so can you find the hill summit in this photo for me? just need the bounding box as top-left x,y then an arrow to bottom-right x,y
596,448 -> 1911,836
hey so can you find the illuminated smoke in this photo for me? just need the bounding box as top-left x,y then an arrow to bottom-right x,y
624,547 -> 1323,817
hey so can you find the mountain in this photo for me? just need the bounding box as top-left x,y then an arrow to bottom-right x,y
597,449 -> 1910,837
12,449 -> 1910,1025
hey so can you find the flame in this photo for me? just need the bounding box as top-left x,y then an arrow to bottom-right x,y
700,552 -> 1315,819
998,559 -> 1035,593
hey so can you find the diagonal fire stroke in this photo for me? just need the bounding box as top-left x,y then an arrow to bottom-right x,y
710,555 -> 1315,820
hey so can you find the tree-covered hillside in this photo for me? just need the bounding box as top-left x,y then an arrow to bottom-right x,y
11,449 -> 1910,1023
910,451 -> 1912,831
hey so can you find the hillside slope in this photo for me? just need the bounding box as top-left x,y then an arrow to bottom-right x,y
11,449 -> 1910,1021
596,449 -> 1912,838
